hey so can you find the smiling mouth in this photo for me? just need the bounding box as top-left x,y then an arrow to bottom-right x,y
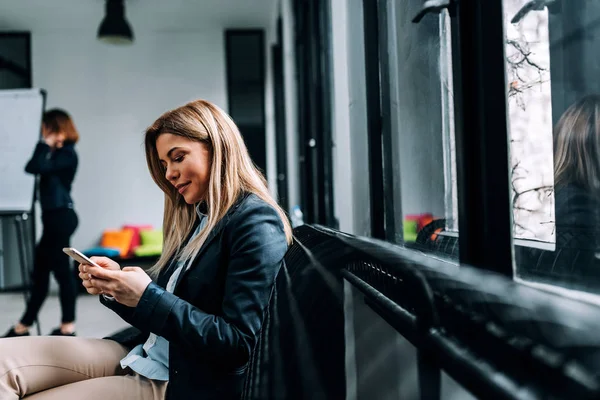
177,183 -> 190,194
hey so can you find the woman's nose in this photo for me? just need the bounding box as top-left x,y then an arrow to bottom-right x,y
165,165 -> 179,181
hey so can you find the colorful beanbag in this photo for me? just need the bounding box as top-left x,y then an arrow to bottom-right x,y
134,229 -> 163,257
82,247 -> 121,258
403,219 -> 418,242
122,224 -> 153,256
101,229 -> 135,257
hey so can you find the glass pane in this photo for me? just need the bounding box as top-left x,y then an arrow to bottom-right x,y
507,0 -> 600,294
383,1 -> 458,261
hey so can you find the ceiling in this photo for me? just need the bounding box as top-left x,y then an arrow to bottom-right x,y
0,0 -> 279,32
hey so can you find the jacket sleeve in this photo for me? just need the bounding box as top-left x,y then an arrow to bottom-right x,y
99,259 -> 177,328
24,142 -> 78,175
103,326 -> 148,350
561,192 -> 597,228
100,294 -> 137,326
128,199 -> 288,367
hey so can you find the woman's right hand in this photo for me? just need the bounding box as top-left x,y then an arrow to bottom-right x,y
79,257 -> 121,295
43,133 -> 65,149
43,133 -> 57,148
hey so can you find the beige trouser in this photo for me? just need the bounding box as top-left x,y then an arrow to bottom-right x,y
0,336 -> 167,400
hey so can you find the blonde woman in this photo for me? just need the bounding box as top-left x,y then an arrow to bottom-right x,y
553,95 -> 600,276
0,100 -> 292,399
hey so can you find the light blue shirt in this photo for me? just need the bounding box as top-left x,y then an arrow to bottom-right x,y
120,206 -> 208,381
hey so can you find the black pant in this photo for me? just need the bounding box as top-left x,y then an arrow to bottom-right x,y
21,208 -> 79,326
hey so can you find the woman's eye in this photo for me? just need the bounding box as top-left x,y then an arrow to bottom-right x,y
174,155 -> 184,162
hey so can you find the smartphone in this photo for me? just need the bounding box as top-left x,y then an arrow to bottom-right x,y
62,247 -> 101,268
64,247 -> 114,299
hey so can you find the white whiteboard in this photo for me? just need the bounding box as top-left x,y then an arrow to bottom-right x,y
0,89 -> 44,213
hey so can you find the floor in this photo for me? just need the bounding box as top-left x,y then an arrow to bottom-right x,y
0,290 -> 129,338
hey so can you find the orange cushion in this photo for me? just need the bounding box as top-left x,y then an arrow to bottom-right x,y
100,229 -> 135,257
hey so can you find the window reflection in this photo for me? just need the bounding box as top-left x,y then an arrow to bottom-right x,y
510,0 -> 600,293
552,96 -> 600,277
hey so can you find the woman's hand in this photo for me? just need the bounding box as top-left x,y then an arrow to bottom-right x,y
86,265 -> 152,308
43,133 -> 65,149
43,134 -> 57,148
78,257 -> 121,295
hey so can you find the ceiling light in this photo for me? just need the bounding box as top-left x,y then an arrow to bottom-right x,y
97,0 -> 134,45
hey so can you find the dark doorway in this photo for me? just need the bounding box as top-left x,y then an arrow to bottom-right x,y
225,30 -> 267,174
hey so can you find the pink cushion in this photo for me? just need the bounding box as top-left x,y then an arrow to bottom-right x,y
122,224 -> 153,256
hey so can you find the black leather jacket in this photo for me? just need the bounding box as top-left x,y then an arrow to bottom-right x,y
552,183 -> 600,278
25,142 -> 77,211
102,193 -> 289,399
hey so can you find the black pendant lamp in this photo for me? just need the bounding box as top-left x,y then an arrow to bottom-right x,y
97,0 -> 134,45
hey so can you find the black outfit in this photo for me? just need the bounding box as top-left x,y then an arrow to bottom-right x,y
21,142 -> 79,326
552,183 -> 600,279
102,193 -> 288,400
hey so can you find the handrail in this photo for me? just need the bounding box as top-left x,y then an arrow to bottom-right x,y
308,225 -> 600,399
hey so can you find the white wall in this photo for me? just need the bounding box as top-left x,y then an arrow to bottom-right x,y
265,16 -> 278,200
345,0 -> 371,236
330,0 -> 355,234
32,30 -> 227,249
281,0 -> 300,213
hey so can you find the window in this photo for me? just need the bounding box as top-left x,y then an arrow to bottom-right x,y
379,0 -> 458,260
507,0 -> 600,294
439,10 -> 458,234
504,0 -> 554,245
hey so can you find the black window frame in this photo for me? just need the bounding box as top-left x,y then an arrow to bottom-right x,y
362,0 -> 389,241
450,0 -> 513,276
293,0 -> 336,227
365,0 -> 514,277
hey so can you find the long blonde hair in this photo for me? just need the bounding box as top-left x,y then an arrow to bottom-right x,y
554,95 -> 600,194
144,99 -> 293,276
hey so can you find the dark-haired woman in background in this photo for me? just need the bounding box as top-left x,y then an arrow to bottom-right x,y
3,109 -> 80,337
553,95 -> 600,280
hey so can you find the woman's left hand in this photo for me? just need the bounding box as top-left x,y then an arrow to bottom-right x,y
87,266 -> 152,307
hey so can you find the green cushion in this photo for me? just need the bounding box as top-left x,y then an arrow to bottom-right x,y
139,229 -> 163,246
404,232 -> 418,242
403,220 -> 418,242
134,244 -> 162,257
